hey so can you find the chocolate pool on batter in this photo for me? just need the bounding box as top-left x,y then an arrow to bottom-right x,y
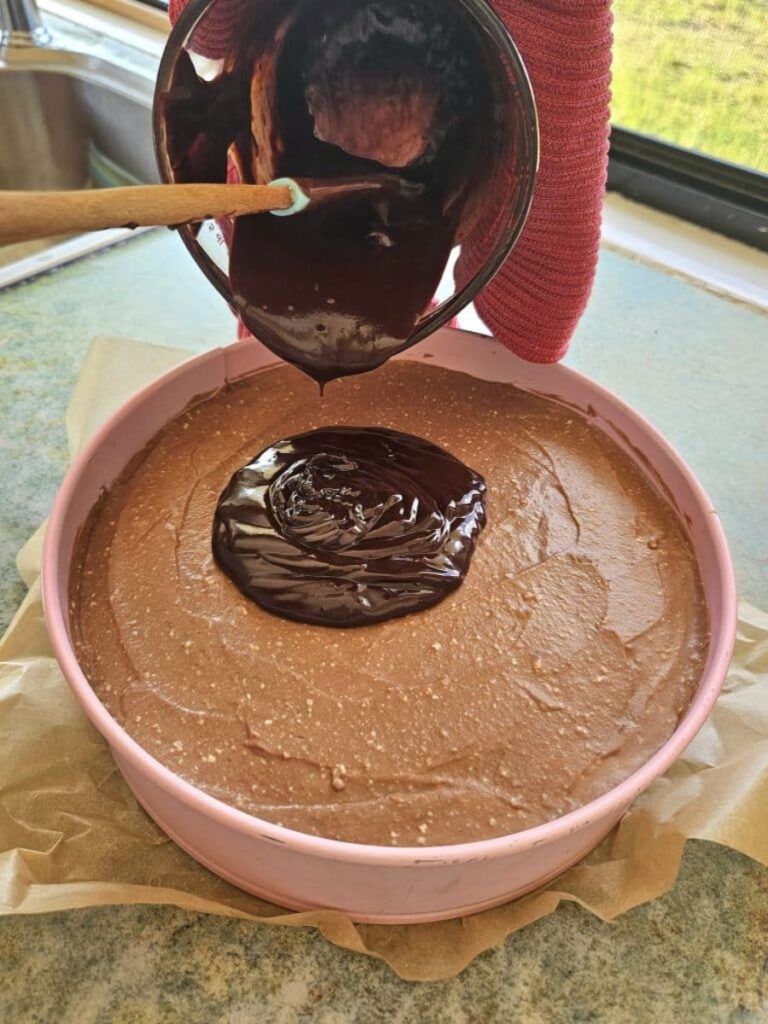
70,361 -> 708,847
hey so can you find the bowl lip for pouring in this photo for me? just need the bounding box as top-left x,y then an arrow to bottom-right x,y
152,0 -> 540,346
42,336 -> 737,868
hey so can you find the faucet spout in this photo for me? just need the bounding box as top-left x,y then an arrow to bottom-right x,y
0,0 -> 52,49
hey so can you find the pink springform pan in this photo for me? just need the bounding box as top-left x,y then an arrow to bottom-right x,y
42,328 -> 737,924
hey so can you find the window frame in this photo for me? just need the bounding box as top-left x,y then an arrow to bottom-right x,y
608,128 -> 768,253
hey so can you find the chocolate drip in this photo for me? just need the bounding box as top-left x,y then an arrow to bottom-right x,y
213,427 -> 486,626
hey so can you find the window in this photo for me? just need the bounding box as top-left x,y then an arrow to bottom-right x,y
612,0 -> 767,173
609,0 -> 767,248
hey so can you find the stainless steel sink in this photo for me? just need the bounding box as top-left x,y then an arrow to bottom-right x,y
0,42 -> 157,287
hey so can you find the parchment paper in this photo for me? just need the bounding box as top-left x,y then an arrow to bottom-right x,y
1,336 -> 766,982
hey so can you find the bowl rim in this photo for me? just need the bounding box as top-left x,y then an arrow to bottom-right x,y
42,335 -> 738,867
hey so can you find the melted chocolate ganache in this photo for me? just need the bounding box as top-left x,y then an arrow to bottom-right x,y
160,0 -> 498,382
213,427 -> 487,626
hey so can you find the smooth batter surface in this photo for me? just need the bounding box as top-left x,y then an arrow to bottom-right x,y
71,361 -> 708,846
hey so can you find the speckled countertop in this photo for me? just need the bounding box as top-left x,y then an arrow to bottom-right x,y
1,231 -> 766,1022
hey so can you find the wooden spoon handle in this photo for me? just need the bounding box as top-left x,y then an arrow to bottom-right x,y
0,183 -> 293,246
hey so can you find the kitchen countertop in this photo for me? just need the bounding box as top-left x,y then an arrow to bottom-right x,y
0,231 -> 766,1022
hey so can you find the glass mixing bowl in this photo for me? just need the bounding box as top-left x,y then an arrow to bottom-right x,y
153,0 -> 539,371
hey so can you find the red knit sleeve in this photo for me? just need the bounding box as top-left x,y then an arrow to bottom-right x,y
456,0 -> 612,363
168,0 -> 250,59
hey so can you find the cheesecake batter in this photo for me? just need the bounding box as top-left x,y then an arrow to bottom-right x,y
70,361 -> 708,846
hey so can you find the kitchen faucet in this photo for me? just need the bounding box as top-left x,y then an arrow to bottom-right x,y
0,0 -> 51,49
